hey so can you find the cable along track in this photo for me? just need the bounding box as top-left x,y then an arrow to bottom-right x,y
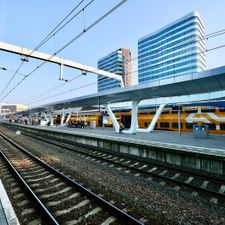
14,127 -> 225,204
0,131 -> 143,225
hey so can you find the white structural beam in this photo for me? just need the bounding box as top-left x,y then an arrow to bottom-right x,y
65,113 -> 71,123
49,113 -> 54,126
137,103 -> 166,133
0,41 -> 124,87
140,90 -> 225,106
105,104 -> 120,132
60,113 -> 65,126
53,107 -> 82,115
123,100 -> 140,134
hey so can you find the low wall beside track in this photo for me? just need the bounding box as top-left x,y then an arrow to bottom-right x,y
2,123 -> 225,176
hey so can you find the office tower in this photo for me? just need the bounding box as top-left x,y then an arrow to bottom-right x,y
138,11 -> 205,84
98,48 -> 132,92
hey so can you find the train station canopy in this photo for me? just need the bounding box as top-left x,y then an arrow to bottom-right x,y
18,65 -> 225,114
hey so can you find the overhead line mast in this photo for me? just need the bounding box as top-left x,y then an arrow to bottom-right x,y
0,41 -> 124,87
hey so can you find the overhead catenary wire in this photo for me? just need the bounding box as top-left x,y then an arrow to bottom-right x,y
34,0 -> 88,52
54,0 -> 127,54
24,41 -> 225,107
116,28 -> 225,78
20,32 -> 225,106
23,60 -> 121,104
91,28 -> 225,80
95,29 -> 225,80
2,24 -> 225,106
0,66 -> 27,77
2,2 -> 225,106
35,0 -> 95,53
0,0 -> 95,99
0,0 -> 128,103
22,60 -> 122,103
0,61 -> 24,98
127,28 -> 225,63
125,42 -> 225,79
22,74 -> 83,103
27,80 -> 97,106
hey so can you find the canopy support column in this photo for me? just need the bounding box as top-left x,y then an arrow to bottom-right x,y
123,100 -> 140,134
64,113 -> 71,126
105,104 -> 120,132
60,113 -> 65,126
49,114 -> 54,126
66,113 -> 71,123
137,103 -> 166,132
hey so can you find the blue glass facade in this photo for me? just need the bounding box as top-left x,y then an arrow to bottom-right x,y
138,12 -> 206,84
98,48 -> 132,92
98,50 -> 123,92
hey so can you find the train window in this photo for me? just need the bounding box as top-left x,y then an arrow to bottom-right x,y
219,108 -> 225,112
172,110 -> 183,114
171,106 -> 183,114
201,108 -> 215,113
161,110 -> 169,114
155,123 -> 158,128
220,123 -> 225,130
144,122 -> 149,127
203,123 -> 216,130
149,111 -> 156,114
185,109 -> 198,113
160,122 -> 169,128
186,123 -> 196,129
172,123 -> 183,128
140,112 -> 148,115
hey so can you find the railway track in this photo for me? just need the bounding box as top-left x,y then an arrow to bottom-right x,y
0,131 -> 144,225
7,126 -> 225,205
0,155 -> 46,224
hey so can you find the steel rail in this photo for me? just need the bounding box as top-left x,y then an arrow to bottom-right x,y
0,149 -> 59,225
12,127 -> 225,200
0,131 -> 144,225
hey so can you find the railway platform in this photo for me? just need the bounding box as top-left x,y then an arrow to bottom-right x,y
0,200 -> 7,225
41,125 -> 225,155
2,122 -> 225,176
0,180 -> 20,225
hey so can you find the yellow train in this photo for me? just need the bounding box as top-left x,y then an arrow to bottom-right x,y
67,104 -> 225,134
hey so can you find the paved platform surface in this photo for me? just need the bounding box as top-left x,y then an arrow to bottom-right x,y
28,125 -> 225,156
0,180 -> 20,225
0,199 -> 8,225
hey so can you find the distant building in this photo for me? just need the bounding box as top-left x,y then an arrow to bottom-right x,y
138,11 -> 205,84
0,103 -> 27,116
97,48 -> 132,92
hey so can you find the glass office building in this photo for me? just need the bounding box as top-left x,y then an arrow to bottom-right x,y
138,11 -> 205,84
97,48 -> 132,92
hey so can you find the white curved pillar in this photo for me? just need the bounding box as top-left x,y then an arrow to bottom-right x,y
105,104 -> 120,132
137,103 -> 166,133
123,100 -> 140,134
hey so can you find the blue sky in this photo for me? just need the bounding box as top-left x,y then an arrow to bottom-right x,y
1,0 -> 225,107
